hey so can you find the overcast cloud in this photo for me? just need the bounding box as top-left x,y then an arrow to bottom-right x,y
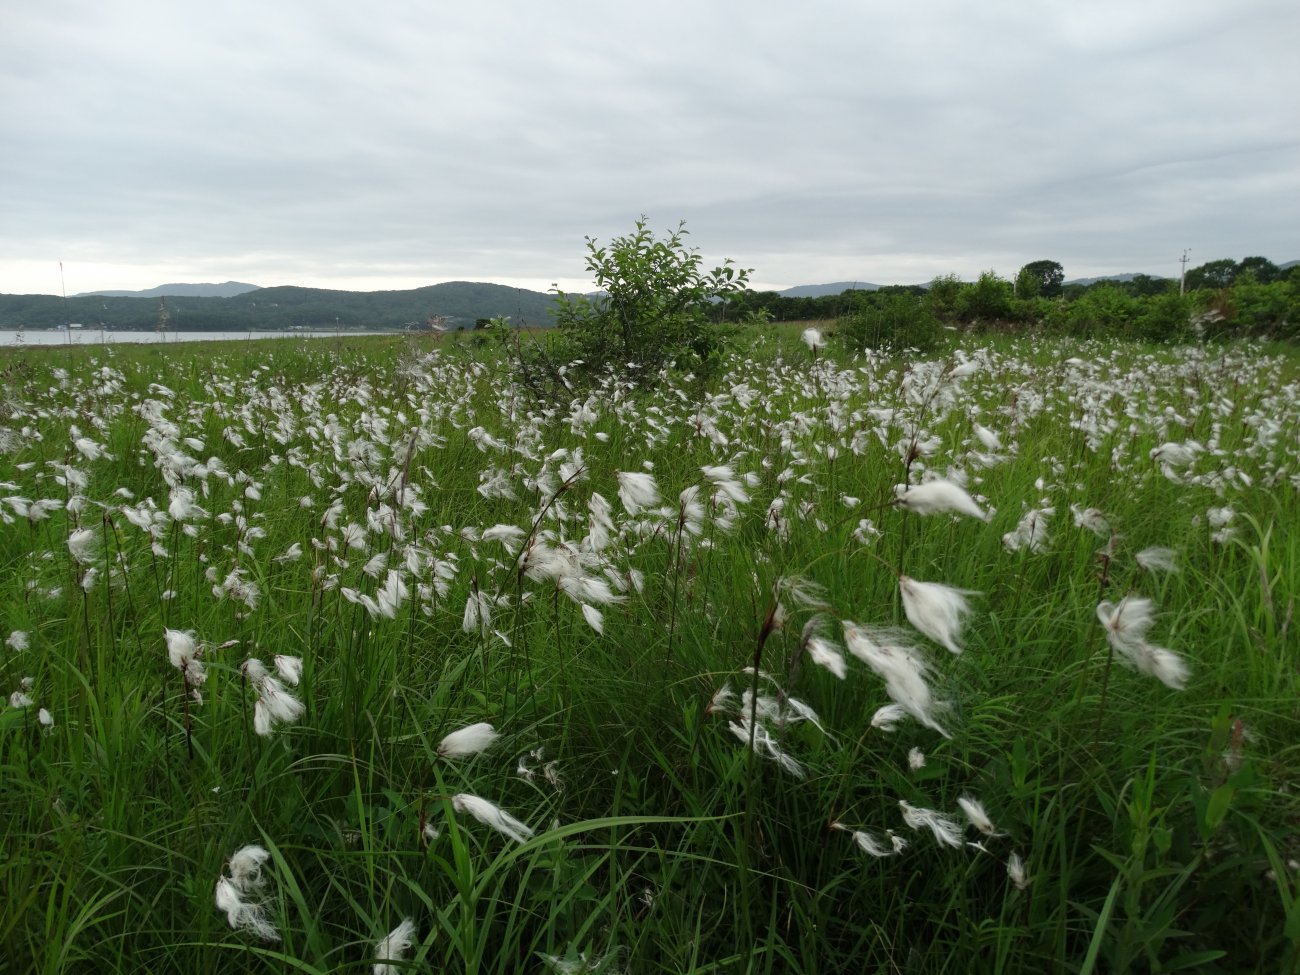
2,0 -> 1297,296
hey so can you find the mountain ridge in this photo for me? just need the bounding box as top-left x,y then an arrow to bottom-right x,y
76,281 -> 262,299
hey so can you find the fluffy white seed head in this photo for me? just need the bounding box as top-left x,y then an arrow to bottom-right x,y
451,793 -> 534,843
1135,547 -> 1179,574
67,528 -> 100,565
899,576 -> 978,655
273,655 -> 303,686
615,471 -> 660,515
1096,596 -> 1156,650
894,480 -> 988,521
214,876 -> 279,942
899,800 -> 963,848
374,918 -> 417,975
228,845 -> 270,891
1007,851 -> 1030,890
957,796 -> 1000,836
437,722 -> 499,759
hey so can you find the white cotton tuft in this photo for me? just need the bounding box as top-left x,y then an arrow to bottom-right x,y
67,528 -> 99,565
1096,596 -> 1157,648
899,576 -> 978,654
957,796 -> 1000,836
894,480 -> 988,521
243,658 -> 306,736
1002,507 -> 1052,553
805,636 -> 846,679
164,629 -> 203,685
215,877 -> 279,941
870,703 -> 909,733
1135,547 -> 1179,574
1008,851 -> 1030,890
228,845 -> 271,891
273,655 -> 303,686
972,421 -> 1002,451
580,603 -> 604,634
1129,642 -> 1191,690
615,471 -> 660,515
1071,504 -> 1111,536
801,327 -> 824,352
727,716 -> 808,778
831,822 -> 898,857
437,722 -> 499,759
451,793 -> 534,843
215,846 -> 279,943
374,918 -> 418,975
899,800 -> 964,849
843,622 -> 951,738
802,616 -> 846,679
1096,596 -> 1191,691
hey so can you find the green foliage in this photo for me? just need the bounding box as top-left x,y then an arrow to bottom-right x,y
1016,260 -> 1064,298
1,334 -> 1299,972
1134,291 -> 1194,342
1186,258 -> 1239,291
838,289 -> 939,353
926,273 -> 964,322
1063,284 -> 1140,336
958,270 -> 1015,323
550,218 -> 750,378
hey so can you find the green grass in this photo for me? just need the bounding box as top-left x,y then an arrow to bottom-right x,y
0,329 -> 1297,973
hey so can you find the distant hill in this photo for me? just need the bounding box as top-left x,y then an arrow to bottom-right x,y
76,281 -> 262,299
1064,273 -> 1170,287
0,280 -> 557,331
778,281 -> 881,298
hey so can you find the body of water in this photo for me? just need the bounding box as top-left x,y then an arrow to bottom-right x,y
0,328 -> 407,347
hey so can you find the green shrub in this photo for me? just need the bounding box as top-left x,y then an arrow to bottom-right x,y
926,273 -> 964,322
1134,291 -> 1194,342
549,218 -> 750,380
838,290 -> 940,353
956,270 -> 1014,323
1064,284 -> 1139,336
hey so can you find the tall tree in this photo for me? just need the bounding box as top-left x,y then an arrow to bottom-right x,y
1017,260 -> 1064,298
1236,256 -> 1280,283
1185,259 -> 1236,290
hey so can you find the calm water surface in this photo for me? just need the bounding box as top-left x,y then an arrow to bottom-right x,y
0,329 -> 404,347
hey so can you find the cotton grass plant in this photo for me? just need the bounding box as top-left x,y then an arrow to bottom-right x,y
0,331 -> 1296,973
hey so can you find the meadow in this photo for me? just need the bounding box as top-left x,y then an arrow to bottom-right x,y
0,328 -> 1297,974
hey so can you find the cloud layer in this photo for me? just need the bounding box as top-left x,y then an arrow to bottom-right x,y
3,0 -> 1296,294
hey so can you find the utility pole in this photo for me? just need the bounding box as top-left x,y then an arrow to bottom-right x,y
1179,249 -> 1191,295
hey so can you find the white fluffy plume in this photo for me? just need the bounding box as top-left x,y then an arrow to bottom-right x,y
451,793 -> 534,843
899,800 -> 964,848
899,576 -> 978,655
894,480 -> 989,521
374,918 -> 418,975
1096,596 -> 1191,690
437,721 -> 499,759
842,623 -> 951,738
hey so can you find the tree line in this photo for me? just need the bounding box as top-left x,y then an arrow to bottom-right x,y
716,256 -> 1300,350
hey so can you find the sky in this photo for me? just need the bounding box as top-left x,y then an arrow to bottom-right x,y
3,0 -> 1298,297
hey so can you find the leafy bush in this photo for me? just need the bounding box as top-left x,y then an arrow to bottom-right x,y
957,270 -> 1014,323
1134,291 -> 1194,342
549,218 -> 750,379
838,290 -> 940,353
926,273 -> 964,322
1064,284 -> 1139,336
